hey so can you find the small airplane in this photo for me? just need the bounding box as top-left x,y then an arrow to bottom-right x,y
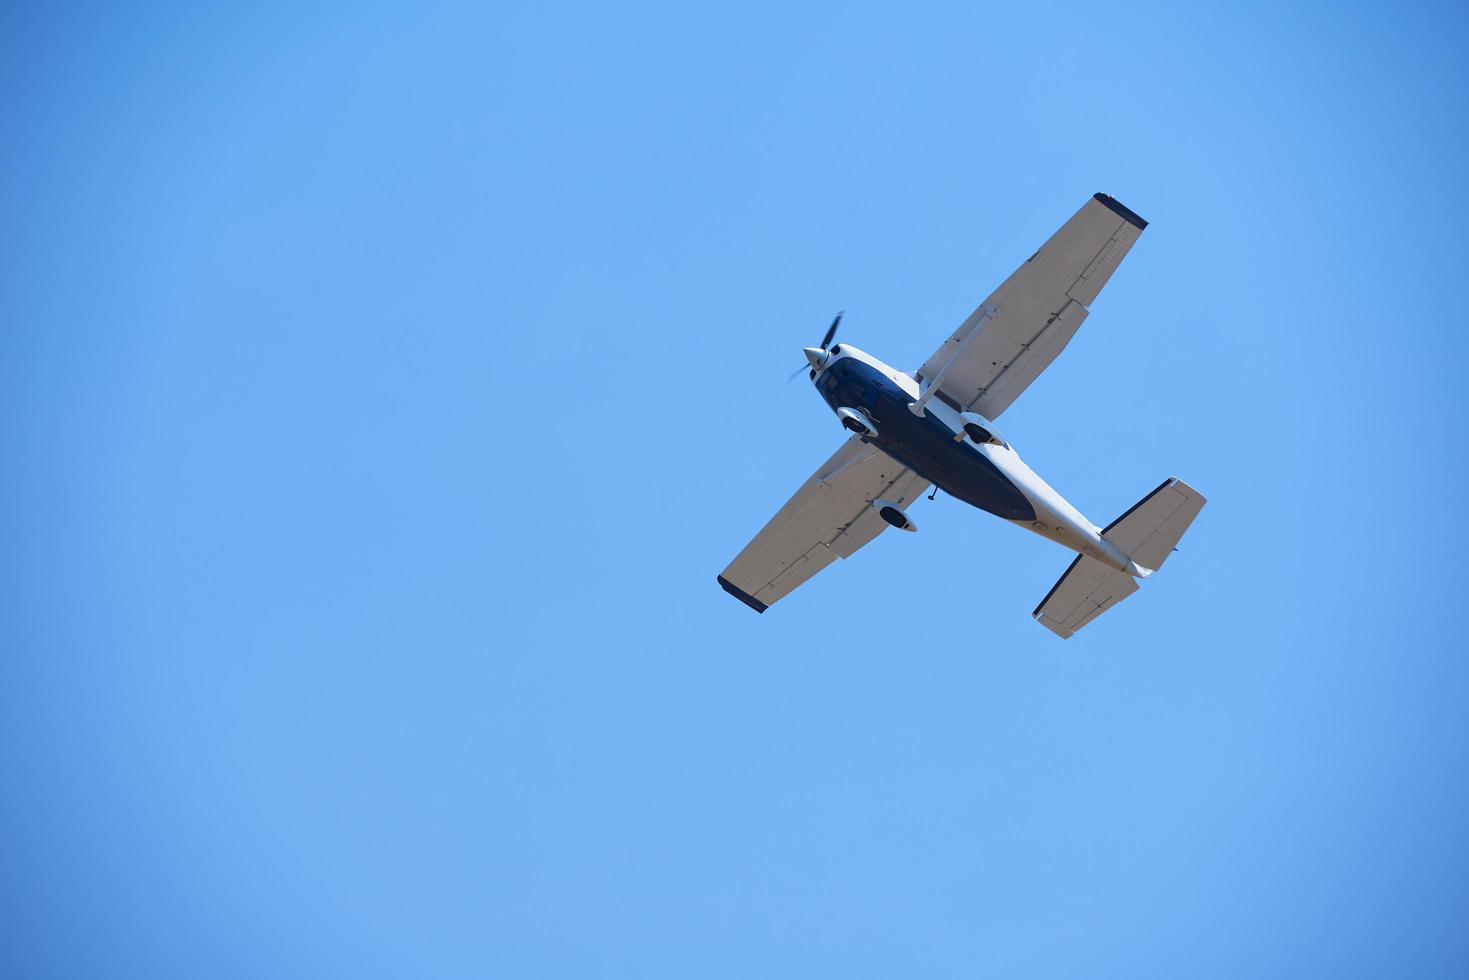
718,193 -> 1205,637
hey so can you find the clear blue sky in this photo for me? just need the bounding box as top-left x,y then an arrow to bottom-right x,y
5,2 -> 1468,977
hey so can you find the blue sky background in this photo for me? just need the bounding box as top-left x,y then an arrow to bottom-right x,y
5,2 -> 1469,977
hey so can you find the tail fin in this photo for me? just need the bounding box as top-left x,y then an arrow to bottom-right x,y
1033,478 -> 1206,638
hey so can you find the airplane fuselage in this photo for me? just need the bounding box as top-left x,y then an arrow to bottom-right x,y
812,345 -> 1144,575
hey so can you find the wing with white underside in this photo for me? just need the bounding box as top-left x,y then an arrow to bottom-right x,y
718,437 -> 929,612
915,193 -> 1147,420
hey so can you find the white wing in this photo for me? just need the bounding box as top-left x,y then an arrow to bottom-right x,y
916,193 -> 1147,420
718,437 -> 928,612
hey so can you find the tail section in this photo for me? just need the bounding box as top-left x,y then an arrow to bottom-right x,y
1033,556 -> 1139,638
1101,478 -> 1206,574
1033,478 -> 1206,638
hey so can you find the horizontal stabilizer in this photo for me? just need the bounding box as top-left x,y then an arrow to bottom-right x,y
1102,477 -> 1206,573
1035,477 -> 1205,638
1033,556 -> 1140,639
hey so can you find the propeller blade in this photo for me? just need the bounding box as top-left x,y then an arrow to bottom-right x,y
787,363 -> 811,383
818,311 -> 843,350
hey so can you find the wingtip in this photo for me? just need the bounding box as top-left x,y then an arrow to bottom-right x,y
717,575 -> 768,613
1092,193 -> 1148,230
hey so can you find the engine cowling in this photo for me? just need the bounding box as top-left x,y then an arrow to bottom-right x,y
872,498 -> 917,532
959,411 -> 1004,446
836,407 -> 878,438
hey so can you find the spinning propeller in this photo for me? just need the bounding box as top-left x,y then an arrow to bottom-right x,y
787,311 -> 843,381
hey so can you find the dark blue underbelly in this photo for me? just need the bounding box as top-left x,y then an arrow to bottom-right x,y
818,358 -> 1036,522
